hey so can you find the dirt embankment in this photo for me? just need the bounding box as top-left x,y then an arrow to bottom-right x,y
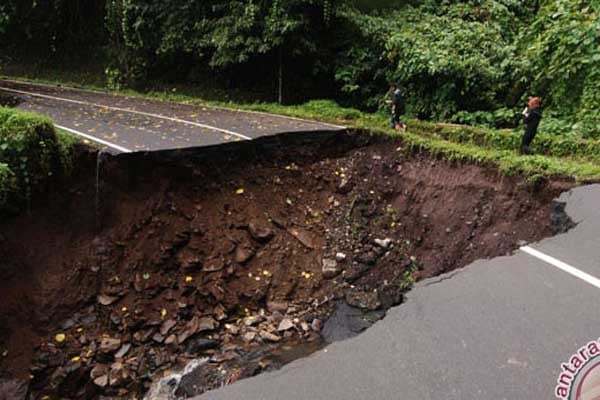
0,130 -> 573,399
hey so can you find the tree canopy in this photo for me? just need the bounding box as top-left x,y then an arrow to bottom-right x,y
1,0 -> 598,136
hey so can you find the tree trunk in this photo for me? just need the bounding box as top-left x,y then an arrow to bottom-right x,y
278,45 -> 283,105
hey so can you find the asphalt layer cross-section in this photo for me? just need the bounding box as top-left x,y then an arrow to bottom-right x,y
0,79 -> 345,153
196,185 -> 600,400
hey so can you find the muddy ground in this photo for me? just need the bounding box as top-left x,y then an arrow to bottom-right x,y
0,130 -> 574,399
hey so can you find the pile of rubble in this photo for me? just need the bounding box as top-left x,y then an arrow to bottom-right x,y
29,290 -> 328,399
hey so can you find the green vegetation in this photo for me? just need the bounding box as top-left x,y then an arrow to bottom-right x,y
3,71 -> 600,182
5,71 -> 600,182
0,107 -> 76,214
1,0 -> 599,187
1,0 -> 598,137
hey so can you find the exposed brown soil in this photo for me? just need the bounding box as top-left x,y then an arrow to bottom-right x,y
0,130 -> 574,399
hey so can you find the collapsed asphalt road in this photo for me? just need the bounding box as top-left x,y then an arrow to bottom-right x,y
195,185 -> 600,400
0,79 -> 345,153
2,79 -> 597,399
0,131 -> 574,400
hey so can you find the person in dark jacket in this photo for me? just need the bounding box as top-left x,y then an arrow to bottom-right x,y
521,97 -> 542,155
389,83 -> 407,131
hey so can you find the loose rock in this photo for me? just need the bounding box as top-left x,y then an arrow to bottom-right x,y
248,223 -> 274,243
277,319 -> 294,332
287,227 -> 318,249
243,316 -> 262,326
114,343 -> 131,359
337,178 -> 354,194
197,317 -> 218,332
152,333 -> 165,343
259,331 -> 281,342
335,252 -> 347,262
311,319 -> 323,332
345,291 -> 381,311
266,301 -> 288,313
242,332 -> 256,343
93,375 -> 109,388
344,263 -> 371,283
165,334 -> 177,345
178,317 -> 201,344
99,337 -> 121,354
97,294 -> 119,306
160,319 -> 177,336
374,238 -> 392,249
235,243 -> 255,264
322,258 -> 341,279
187,338 -> 219,353
213,304 -> 228,321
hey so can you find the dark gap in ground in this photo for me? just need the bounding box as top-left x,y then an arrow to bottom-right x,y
0,130 -> 575,399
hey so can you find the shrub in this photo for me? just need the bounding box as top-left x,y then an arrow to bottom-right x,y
0,107 -> 72,213
0,162 -> 15,210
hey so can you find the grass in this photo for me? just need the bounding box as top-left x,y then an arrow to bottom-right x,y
408,121 -> 600,164
2,69 -> 600,182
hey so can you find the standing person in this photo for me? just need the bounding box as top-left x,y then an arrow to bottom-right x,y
389,83 -> 407,131
521,96 -> 542,155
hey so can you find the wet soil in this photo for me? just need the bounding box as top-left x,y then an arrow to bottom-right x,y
0,130 -> 574,399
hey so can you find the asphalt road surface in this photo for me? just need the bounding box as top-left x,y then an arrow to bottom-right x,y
0,79 -> 345,153
196,185 -> 600,400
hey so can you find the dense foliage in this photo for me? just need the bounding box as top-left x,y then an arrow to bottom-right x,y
103,0 -> 338,90
0,107 -> 75,214
0,0 -> 598,136
0,0 -> 106,57
525,0 -> 600,138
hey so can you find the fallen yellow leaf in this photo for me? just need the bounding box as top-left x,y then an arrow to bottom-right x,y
236,188 -> 245,195
71,356 -> 81,363
55,333 -> 66,343
185,276 -> 193,283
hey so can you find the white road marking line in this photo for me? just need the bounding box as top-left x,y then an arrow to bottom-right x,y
0,86 -> 252,141
521,246 -> 600,289
55,124 -> 132,153
0,79 -> 347,130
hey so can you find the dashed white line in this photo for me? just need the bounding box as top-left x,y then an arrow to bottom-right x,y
521,246 -> 600,289
0,86 -> 252,141
55,124 -> 132,153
